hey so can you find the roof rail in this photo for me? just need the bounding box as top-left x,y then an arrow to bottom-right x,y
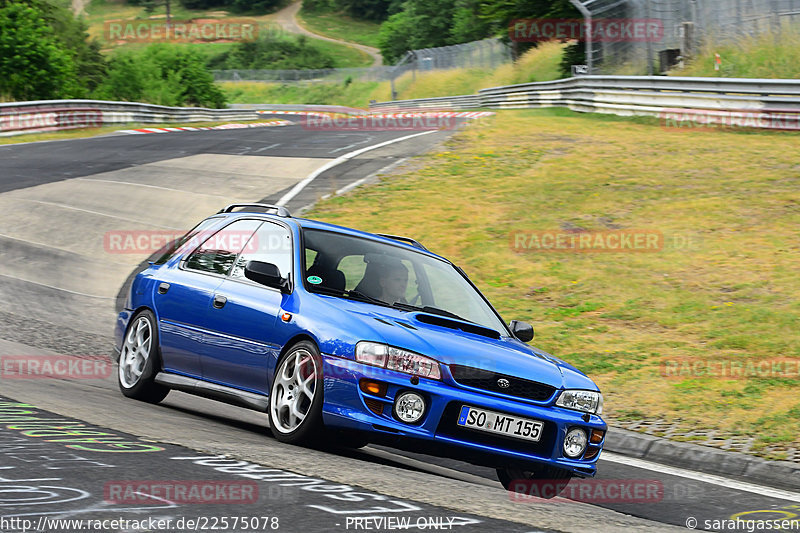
218,203 -> 291,217
377,233 -> 428,251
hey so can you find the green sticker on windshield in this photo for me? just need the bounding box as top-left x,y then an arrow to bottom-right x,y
307,276 -> 323,285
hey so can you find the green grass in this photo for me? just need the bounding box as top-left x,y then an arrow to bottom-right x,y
221,43 -> 567,106
673,25 -> 800,78
220,80 -> 380,108
304,37 -> 373,68
83,0 -> 371,67
297,8 -> 381,48
303,108 -> 800,457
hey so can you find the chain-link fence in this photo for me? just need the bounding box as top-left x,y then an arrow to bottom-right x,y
570,0 -> 800,75
213,38 -> 512,83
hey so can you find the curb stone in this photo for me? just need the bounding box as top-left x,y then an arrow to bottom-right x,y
606,426 -> 800,491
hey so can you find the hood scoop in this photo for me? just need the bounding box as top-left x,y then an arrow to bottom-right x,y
415,313 -> 501,340
373,317 -> 419,330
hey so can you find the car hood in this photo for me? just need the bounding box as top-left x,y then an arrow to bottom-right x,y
310,296 -> 598,391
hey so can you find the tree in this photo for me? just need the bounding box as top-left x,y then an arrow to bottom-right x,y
0,2 -> 78,100
95,45 -> 226,108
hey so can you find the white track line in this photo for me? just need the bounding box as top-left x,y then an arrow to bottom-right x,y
601,451 -> 800,502
276,130 -> 436,207
0,272 -> 114,300
74,177 -> 232,199
15,199 -> 182,229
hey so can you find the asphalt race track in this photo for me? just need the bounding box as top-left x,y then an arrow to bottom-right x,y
1,123 -> 798,532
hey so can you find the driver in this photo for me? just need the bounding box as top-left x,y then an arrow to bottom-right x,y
377,261 -> 409,305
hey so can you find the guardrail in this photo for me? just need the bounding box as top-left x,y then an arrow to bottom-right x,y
370,76 -> 800,130
0,99 -> 262,137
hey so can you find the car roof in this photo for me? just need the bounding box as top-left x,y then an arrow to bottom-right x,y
213,209 -> 449,262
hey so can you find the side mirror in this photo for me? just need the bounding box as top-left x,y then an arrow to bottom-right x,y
509,320 -> 534,342
244,261 -> 290,293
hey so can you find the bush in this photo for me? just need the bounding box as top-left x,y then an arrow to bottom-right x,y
559,41 -> 585,78
95,44 -> 226,108
209,35 -> 337,70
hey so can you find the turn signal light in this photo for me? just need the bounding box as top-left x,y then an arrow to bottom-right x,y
584,447 -> 600,460
359,379 -> 388,397
590,429 -> 605,444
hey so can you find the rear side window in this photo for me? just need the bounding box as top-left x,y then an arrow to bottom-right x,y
153,218 -> 219,265
184,219 -> 262,276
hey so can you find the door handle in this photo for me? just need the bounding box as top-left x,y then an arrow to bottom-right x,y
212,294 -> 227,309
158,282 -> 170,294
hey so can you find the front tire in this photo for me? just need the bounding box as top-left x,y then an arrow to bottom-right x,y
117,310 -> 169,404
497,464 -> 573,498
268,341 -> 325,445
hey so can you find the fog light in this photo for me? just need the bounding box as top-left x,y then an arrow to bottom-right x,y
393,391 -> 426,424
564,428 -> 588,458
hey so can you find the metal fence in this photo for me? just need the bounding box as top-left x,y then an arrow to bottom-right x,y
570,0 -> 800,75
369,75 -> 800,130
213,38 -> 512,83
0,99 -> 262,137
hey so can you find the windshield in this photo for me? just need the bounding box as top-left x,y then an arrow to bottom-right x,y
302,229 -> 508,335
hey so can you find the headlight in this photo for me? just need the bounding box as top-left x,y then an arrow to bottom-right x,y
355,342 -> 441,380
555,390 -> 603,415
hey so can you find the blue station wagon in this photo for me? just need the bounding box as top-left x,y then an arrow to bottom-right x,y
114,203 -> 606,494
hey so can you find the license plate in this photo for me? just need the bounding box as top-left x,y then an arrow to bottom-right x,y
457,406 -> 543,442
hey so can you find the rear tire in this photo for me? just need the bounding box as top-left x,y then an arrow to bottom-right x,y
268,341 -> 325,445
117,310 -> 169,404
496,464 -> 573,498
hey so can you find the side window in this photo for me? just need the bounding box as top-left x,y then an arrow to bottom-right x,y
184,219 -> 262,276
231,221 -> 293,281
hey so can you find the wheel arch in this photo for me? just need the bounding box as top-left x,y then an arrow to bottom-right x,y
269,333 -> 321,392
126,306 -> 165,371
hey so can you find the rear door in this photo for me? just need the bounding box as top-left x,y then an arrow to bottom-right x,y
155,218 -> 262,377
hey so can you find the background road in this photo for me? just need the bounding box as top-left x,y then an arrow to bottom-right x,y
0,124 -> 798,532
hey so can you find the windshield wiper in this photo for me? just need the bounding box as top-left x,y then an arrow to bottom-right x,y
311,286 -> 394,308
346,289 -> 390,306
312,286 -> 472,323
391,303 -> 472,323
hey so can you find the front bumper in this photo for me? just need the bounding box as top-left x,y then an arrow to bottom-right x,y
321,354 -> 606,476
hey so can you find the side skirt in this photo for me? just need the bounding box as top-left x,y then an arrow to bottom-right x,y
154,372 -> 269,412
